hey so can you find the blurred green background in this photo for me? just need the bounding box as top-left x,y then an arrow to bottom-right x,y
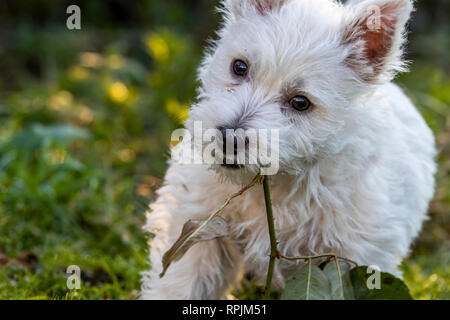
0,0 -> 448,300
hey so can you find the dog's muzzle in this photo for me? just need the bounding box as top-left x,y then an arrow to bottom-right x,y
218,126 -> 249,169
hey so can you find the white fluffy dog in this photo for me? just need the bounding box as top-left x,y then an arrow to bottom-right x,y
141,0 -> 436,299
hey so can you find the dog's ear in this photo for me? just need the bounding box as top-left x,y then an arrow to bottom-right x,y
342,0 -> 414,83
225,0 -> 286,17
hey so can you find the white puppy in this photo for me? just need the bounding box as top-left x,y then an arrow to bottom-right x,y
141,0 -> 436,299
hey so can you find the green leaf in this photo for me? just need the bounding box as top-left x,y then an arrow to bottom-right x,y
323,260 -> 355,300
281,263 -> 332,300
8,123 -> 89,151
350,266 -> 413,300
159,216 -> 229,278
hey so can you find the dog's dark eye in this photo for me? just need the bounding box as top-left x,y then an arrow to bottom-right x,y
289,96 -> 311,111
232,60 -> 248,77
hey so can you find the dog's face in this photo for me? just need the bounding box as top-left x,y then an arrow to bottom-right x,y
185,0 -> 413,182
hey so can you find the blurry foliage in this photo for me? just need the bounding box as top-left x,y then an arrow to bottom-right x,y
0,0 -> 448,299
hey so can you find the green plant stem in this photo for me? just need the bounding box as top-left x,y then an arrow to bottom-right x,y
263,175 -> 278,298
260,174 -> 360,299
261,175 -> 359,299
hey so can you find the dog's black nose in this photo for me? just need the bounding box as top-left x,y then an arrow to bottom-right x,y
218,126 -> 249,157
219,126 -> 238,156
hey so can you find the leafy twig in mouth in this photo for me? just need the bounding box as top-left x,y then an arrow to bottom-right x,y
159,173 -> 262,278
262,175 -> 279,298
279,253 -> 358,267
261,176 -> 358,298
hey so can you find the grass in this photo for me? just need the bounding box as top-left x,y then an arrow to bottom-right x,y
396,64 -> 450,300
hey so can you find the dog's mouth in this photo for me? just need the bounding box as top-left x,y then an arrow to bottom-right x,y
219,155 -> 267,171
221,163 -> 243,170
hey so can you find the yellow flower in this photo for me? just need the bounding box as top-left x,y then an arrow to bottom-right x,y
165,98 -> 190,122
108,82 -> 129,104
47,91 -> 73,111
80,52 -> 103,68
68,66 -> 89,81
79,106 -> 94,124
146,34 -> 170,63
118,149 -> 135,163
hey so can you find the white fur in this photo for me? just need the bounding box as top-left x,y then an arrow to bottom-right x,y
141,0 -> 436,299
